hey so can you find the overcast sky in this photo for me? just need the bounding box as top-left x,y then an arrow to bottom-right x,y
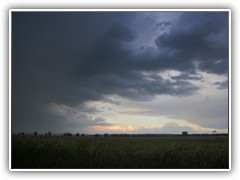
11,11 -> 229,134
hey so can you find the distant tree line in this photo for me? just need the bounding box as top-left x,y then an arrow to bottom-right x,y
64,132 -> 85,136
17,131 -> 85,136
15,132 -> 228,137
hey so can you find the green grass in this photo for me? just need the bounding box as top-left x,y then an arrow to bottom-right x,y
11,135 -> 229,169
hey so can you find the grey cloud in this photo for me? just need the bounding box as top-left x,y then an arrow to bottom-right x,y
213,80 -> 228,89
48,103 -> 112,128
103,97 -> 121,105
157,122 -> 192,134
136,123 -> 193,134
156,21 -> 172,31
105,23 -> 137,43
135,94 -> 228,129
135,122 -> 227,134
13,12 -> 227,108
155,12 -> 229,74
75,72 -> 199,102
171,72 -> 203,81
156,21 -> 172,27
74,20 -> 200,100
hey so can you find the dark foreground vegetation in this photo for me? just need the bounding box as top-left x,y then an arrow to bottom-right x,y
11,135 -> 229,169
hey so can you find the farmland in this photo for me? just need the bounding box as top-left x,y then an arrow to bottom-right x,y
11,135 -> 229,169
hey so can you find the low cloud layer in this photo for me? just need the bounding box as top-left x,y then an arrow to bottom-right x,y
91,122 -> 227,134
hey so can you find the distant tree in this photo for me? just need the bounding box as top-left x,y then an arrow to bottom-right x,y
82,133 -> 85,137
64,132 -> 73,136
34,131 -> 38,136
48,131 -> 51,136
21,132 -> 25,135
76,133 -> 80,136
95,133 -> 100,137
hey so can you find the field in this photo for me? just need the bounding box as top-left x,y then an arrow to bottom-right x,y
11,135 -> 229,169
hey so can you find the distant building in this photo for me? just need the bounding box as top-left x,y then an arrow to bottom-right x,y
182,131 -> 188,136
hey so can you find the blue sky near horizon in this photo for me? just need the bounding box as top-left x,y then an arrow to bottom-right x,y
11,11 -> 229,134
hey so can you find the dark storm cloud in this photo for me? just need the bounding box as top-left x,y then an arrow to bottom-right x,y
11,11 -> 229,133
92,72 -> 199,100
74,19 -> 200,101
12,12 -> 136,132
12,12 -> 136,105
105,23 -> 137,43
155,12 -> 229,74
60,113 -> 113,128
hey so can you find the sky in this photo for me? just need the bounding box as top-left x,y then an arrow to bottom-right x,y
11,11 -> 229,134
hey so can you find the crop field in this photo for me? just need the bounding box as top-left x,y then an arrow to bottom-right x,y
11,135 -> 229,169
